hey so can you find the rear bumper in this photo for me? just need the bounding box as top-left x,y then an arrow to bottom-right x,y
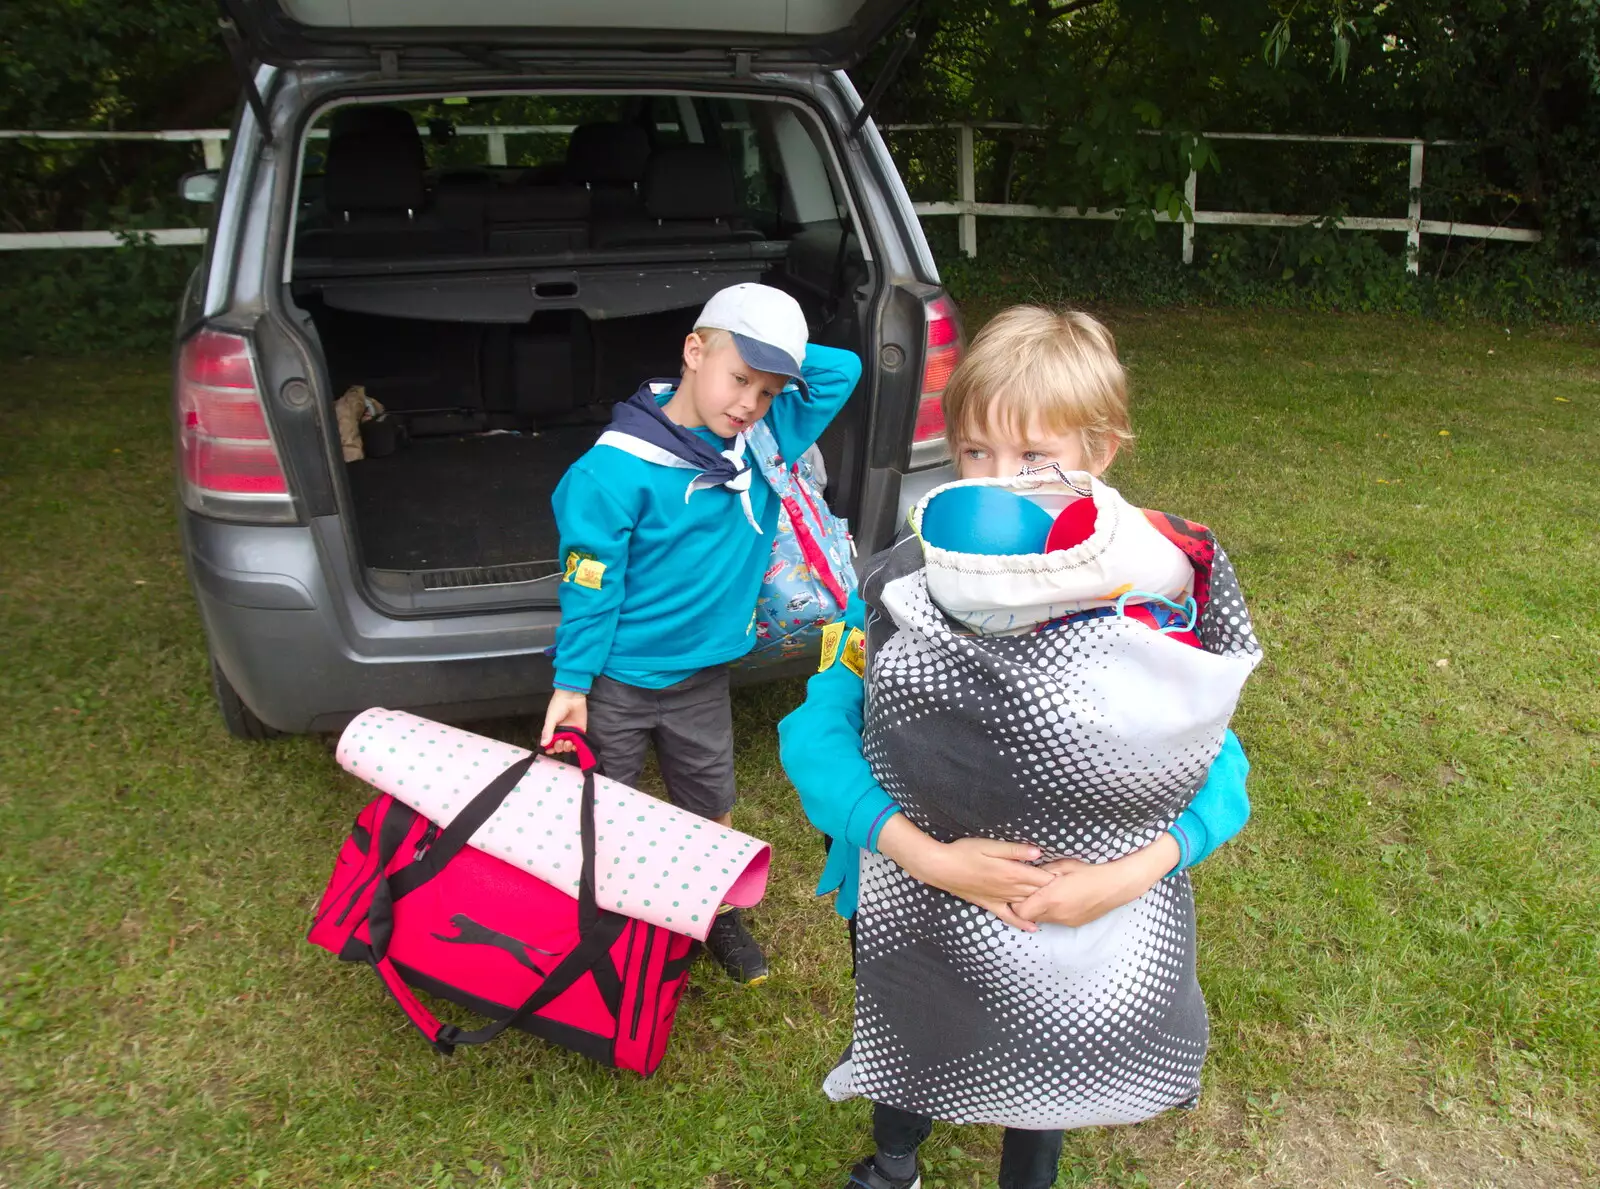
183,512 -> 561,733
182,512 -> 811,734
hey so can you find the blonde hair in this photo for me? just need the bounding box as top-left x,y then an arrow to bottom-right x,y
680,326 -> 735,377
941,306 -> 1133,465
692,326 -> 735,353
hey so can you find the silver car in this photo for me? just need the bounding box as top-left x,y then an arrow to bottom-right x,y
178,0 -> 960,737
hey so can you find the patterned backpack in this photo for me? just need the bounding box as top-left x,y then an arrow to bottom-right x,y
744,418 -> 857,667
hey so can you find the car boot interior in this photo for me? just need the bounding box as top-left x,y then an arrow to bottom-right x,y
286,92 -> 873,606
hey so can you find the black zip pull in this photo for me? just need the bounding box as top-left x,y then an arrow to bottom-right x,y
412,823 -> 440,862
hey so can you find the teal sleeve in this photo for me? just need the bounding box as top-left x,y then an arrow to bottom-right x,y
1168,729 -> 1250,872
550,461 -> 637,694
777,592 -> 901,917
765,343 -> 862,463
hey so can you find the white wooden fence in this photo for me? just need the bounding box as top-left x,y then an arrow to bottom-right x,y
0,129 -> 229,250
1,123 -> 1542,272
881,123 -> 1542,274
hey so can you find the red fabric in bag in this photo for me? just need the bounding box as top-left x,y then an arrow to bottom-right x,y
308,731 -> 697,1075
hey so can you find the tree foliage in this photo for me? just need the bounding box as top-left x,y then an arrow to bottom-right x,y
1,0 -> 1596,282
0,0 -> 231,234
869,0 -> 1600,261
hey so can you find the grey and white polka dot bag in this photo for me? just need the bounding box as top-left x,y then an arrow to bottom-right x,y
829,476 -> 1262,1129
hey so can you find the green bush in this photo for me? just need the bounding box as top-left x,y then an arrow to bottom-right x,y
935,217 -> 1600,326
0,237 -> 199,357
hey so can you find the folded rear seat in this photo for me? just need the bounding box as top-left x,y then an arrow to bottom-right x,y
299,106 -> 480,259
593,146 -> 764,249
486,181 -> 591,254
431,168 -> 493,241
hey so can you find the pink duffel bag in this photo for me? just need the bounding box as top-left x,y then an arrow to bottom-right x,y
307,729 -> 698,1075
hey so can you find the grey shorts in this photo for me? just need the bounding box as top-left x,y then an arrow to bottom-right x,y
584,666 -> 736,820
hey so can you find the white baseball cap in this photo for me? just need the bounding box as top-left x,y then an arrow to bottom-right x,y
695,283 -> 810,394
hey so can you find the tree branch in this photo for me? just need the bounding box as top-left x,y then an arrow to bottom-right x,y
1040,0 -> 1109,24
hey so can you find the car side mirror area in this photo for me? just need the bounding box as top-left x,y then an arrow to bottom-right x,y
180,170 -> 220,203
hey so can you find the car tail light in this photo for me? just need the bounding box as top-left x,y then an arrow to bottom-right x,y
909,291 -> 965,468
176,329 -> 295,520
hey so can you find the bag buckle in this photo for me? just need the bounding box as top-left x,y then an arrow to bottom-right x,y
431,1024 -> 460,1057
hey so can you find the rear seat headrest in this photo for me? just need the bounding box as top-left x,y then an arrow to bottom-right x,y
324,105 -> 427,215
329,105 -> 422,145
643,146 -> 740,222
565,122 -> 651,186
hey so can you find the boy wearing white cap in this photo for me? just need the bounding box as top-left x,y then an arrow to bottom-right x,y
540,283 -> 862,983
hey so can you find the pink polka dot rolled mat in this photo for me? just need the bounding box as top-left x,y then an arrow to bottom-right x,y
335,709 -> 771,940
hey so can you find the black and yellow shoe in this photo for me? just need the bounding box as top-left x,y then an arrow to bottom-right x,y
842,1157 -> 920,1189
705,907 -> 769,985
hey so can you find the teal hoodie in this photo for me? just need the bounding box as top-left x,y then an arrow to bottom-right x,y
551,342 -> 862,693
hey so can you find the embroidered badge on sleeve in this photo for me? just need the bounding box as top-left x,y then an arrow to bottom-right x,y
563,550 -> 605,589
818,623 -> 865,676
840,627 -> 866,677
818,621 -> 845,672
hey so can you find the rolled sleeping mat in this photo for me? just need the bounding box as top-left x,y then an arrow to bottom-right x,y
335,708 -> 771,941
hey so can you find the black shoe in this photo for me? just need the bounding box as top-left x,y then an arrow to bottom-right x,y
841,1156 -> 920,1189
704,908 -> 769,985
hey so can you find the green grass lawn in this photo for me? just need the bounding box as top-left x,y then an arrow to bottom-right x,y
2,310 -> 1597,1189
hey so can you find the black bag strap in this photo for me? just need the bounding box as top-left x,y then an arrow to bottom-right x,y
362,908 -> 628,1056
430,911 -> 628,1053
658,943 -> 703,984
387,753 -> 536,901
427,726 -> 617,1053
362,727 -> 628,1056
570,728 -> 602,933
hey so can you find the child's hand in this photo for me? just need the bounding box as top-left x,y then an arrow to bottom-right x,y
926,839 -> 1056,932
878,817 -> 1053,931
1009,858 -> 1123,928
1011,835 -> 1180,927
540,690 -> 588,752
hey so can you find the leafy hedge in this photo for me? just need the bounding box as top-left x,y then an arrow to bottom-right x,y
933,218 -> 1600,327
0,239 -> 199,358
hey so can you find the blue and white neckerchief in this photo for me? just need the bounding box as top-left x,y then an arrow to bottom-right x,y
598,380 -> 761,531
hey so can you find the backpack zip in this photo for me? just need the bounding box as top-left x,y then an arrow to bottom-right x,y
629,927 -> 657,1040
412,822 -> 441,862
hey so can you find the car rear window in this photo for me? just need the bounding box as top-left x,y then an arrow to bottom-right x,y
292,91 -> 847,259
